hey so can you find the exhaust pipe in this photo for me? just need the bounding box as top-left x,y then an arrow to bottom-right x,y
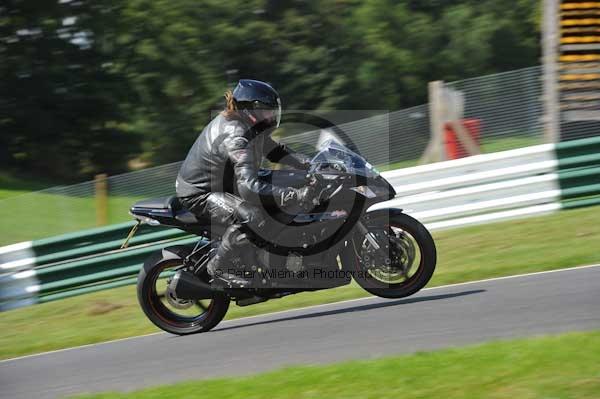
169,270 -> 215,300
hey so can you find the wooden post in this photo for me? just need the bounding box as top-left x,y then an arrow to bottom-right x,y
421,80 -> 446,164
542,0 -> 560,143
95,173 -> 108,226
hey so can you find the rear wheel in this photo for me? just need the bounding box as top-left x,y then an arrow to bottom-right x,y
347,212 -> 436,299
137,255 -> 229,335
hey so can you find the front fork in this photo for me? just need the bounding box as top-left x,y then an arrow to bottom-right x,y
355,220 -> 391,263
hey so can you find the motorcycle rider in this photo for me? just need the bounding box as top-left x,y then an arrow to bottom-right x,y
176,79 -> 315,287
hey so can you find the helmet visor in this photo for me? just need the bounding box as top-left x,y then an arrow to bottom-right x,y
254,98 -> 281,129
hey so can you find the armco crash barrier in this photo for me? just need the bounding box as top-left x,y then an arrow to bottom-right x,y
0,222 -> 196,311
1,136 -> 599,310
555,136 -> 600,209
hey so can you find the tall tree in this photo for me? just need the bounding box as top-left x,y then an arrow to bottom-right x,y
1,0 -> 542,178
0,0 -> 137,179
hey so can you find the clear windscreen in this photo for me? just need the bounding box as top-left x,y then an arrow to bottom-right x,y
310,139 -> 380,177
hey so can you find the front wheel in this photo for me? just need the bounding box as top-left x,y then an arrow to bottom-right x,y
345,211 -> 437,299
137,252 -> 230,335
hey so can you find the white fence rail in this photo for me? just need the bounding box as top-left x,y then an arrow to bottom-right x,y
372,144 -> 561,230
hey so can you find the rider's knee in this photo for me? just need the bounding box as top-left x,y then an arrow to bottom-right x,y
235,202 -> 265,227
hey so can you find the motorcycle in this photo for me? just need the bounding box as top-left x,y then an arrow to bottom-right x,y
127,140 -> 436,335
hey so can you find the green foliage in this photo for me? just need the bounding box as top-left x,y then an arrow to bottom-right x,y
0,1 -> 140,179
0,0 -> 541,179
0,171 -> 65,199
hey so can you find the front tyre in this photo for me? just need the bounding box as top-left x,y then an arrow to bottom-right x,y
346,211 -> 436,299
137,253 -> 229,335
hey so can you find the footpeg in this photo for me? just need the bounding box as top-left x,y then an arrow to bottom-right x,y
236,296 -> 268,307
212,273 -> 250,289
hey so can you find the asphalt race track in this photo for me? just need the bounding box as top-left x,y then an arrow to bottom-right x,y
2,265 -> 599,399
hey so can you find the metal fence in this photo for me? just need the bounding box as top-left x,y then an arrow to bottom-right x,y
1,65 -> 596,246
0,162 -> 184,246
283,104 -> 430,168
445,66 -> 544,149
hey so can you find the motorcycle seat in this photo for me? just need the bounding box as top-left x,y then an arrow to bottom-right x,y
133,196 -> 177,210
131,195 -> 212,225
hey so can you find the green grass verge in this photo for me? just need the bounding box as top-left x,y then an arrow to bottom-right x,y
480,135 -> 541,154
1,205 -> 599,360
73,330 -> 600,399
0,192 -> 144,245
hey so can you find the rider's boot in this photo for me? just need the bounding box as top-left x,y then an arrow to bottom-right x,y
206,224 -> 251,288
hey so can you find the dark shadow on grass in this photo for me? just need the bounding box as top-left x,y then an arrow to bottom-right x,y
0,171 -> 68,192
210,289 -> 485,333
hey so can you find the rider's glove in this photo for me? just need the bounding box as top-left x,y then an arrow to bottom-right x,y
297,154 -> 312,170
287,152 -> 311,170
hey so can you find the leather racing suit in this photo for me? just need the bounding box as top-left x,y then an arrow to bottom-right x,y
176,113 -> 310,280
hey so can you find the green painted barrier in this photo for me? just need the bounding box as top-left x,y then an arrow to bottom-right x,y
34,228 -> 188,267
557,136 -> 600,209
0,219 -> 201,310
31,222 -> 185,263
562,196 -> 600,210
37,237 -> 198,296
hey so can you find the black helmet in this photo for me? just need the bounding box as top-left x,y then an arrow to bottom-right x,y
233,79 -> 282,129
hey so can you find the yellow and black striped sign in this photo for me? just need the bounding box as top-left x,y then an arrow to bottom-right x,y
560,1 -> 600,119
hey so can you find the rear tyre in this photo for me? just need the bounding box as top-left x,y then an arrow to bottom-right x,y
137,253 -> 229,335
346,211 -> 436,299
